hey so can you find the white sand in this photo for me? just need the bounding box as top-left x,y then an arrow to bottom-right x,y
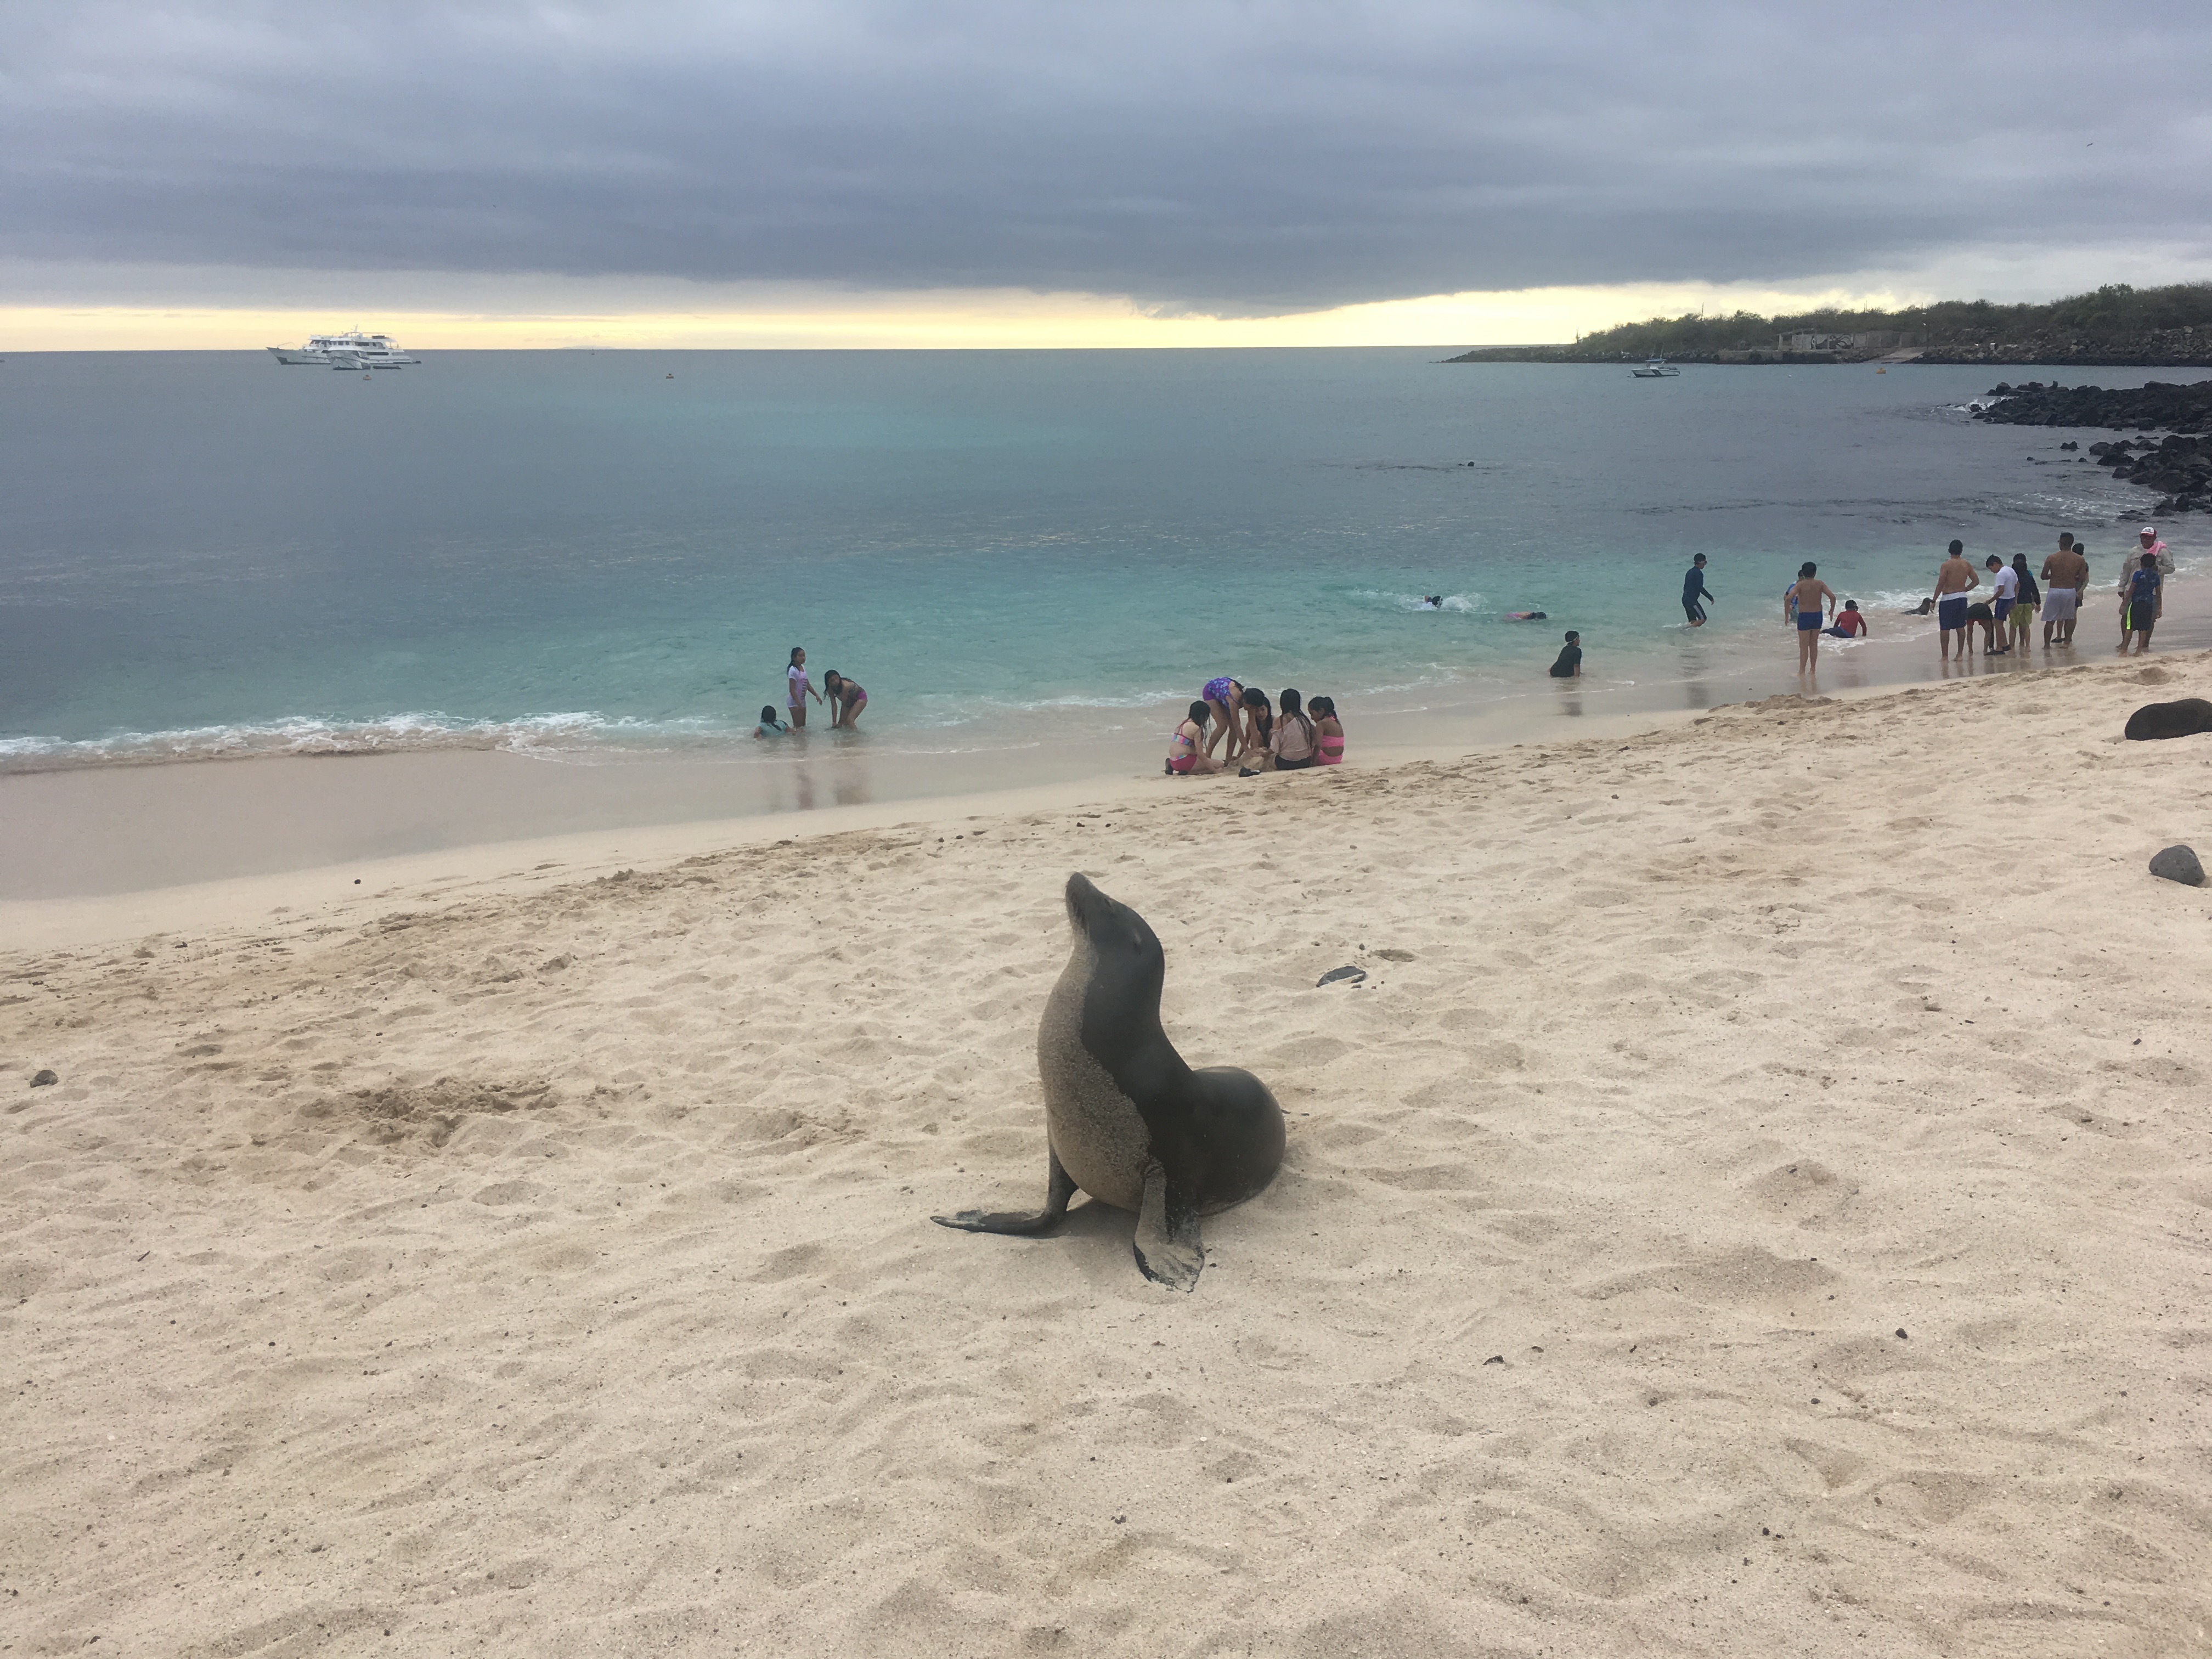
6,655 -> 2211,1656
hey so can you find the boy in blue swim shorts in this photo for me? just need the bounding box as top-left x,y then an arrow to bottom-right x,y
1931,540 -> 1978,662
1784,560 -> 1836,675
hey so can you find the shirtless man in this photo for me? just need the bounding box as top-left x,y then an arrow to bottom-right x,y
1931,539 -> 1978,662
2040,533 -> 2087,648
1784,560 -> 1836,674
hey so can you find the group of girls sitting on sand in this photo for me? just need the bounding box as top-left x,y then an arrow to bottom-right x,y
1168,680 -> 1344,776
758,646 -> 866,735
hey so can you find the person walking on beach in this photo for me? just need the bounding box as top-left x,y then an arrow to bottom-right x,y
1785,561 -> 1836,673
1549,631 -> 1582,678
786,647 -> 823,727
2007,555 -> 2040,652
822,669 -> 868,730
2119,550 -> 2163,654
1683,554 -> 1716,626
1932,540 -> 1978,662
2040,534 -> 2086,647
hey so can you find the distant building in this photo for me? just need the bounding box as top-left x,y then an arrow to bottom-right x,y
1778,330 -> 1922,353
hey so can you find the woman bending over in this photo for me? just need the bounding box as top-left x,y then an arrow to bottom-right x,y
823,670 -> 868,730
1200,677 -> 1244,759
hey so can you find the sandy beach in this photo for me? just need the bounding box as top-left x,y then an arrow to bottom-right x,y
7,652 -> 2211,1657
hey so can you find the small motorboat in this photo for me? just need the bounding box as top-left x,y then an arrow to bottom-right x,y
1630,358 -> 1680,378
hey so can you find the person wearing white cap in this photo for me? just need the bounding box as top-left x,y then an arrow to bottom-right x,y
2137,526 -> 2172,575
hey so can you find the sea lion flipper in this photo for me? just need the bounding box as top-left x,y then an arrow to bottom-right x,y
933,1145 -> 1076,1235
1132,1159 -> 1203,1293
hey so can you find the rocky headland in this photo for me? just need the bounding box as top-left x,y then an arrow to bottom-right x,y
1444,281 -> 2212,369
1972,379 -> 2212,516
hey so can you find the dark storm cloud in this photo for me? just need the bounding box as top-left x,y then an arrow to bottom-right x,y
4,1 -> 2209,313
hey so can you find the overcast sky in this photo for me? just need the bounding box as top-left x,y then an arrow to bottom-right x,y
5,1 -> 2209,321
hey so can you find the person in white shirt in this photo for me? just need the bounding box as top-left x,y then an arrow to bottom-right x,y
1986,555 -> 2018,656
2137,526 -> 2172,576
786,646 -> 823,727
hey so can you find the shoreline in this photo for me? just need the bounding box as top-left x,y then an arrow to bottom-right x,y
8,576 -> 2208,913
4,646 -> 2200,950
9,644 -> 2211,1655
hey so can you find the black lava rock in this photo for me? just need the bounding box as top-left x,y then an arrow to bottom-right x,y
30,1069 -> 58,1086
2149,845 -> 2207,887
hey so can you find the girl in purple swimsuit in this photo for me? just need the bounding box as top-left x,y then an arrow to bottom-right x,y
1201,677 -> 1244,760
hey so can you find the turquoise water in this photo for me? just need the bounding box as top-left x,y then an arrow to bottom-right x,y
0,349 -> 2180,770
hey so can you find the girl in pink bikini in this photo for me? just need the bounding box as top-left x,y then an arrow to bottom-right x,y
1166,702 -> 1221,775
1310,696 -> 1344,764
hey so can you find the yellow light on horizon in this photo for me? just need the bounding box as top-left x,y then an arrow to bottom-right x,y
0,278 -> 1943,352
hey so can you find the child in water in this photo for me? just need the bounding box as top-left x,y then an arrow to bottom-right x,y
1549,631 -> 1582,679
754,704 -> 791,737
822,670 -> 868,730
1822,600 -> 1867,639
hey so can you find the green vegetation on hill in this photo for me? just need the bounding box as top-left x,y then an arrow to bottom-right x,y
1447,282 -> 2212,366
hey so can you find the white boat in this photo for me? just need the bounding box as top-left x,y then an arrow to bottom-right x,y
267,331 -> 419,369
1630,358 -> 1680,378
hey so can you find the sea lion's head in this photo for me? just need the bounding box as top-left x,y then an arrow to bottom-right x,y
1063,872 -> 1164,991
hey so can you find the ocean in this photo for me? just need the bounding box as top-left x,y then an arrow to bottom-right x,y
0,348 -> 2187,779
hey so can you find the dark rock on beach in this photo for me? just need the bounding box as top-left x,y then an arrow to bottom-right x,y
31,1069 -> 58,1086
2148,845 -> 2207,887
2124,698 -> 2212,741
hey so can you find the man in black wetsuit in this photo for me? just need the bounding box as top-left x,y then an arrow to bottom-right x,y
1683,554 -> 1714,626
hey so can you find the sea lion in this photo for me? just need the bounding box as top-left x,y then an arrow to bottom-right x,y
933,873 -> 1285,1291
2125,698 -> 2212,741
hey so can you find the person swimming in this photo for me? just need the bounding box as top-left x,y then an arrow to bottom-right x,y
1508,611 -> 1548,622
1416,594 -> 1444,610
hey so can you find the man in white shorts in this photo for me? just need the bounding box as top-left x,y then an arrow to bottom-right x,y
2040,534 -> 2086,647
